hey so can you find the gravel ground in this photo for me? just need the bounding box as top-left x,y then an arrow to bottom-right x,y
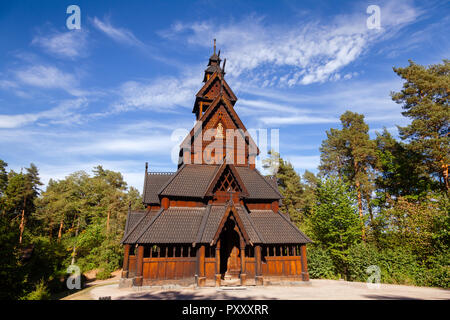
79,279 -> 449,300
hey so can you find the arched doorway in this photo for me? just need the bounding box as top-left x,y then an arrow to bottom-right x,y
219,217 -> 241,279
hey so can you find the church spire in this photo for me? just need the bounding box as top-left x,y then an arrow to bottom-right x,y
203,39 -> 221,82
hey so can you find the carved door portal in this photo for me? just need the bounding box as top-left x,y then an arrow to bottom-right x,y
219,218 -> 241,279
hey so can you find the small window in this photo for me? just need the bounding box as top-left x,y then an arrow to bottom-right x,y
144,245 -> 151,258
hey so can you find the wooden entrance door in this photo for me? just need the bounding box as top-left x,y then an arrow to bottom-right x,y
219,218 -> 241,279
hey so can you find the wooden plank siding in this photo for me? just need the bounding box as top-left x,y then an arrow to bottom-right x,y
205,258 -> 216,280
142,257 -> 196,280
261,256 -> 302,277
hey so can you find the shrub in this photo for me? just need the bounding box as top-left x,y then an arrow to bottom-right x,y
421,253 -> 450,288
96,264 -> 113,280
23,279 -> 50,300
307,246 -> 337,279
346,242 -> 380,282
346,242 -> 427,286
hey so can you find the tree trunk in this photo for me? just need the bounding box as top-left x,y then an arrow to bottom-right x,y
366,194 -> 373,225
57,218 -> 64,242
19,195 -> 27,244
49,218 -> 53,240
106,209 -> 110,234
71,216 -> 80,265
442,162 -> 449,192
356,180 -> 366,241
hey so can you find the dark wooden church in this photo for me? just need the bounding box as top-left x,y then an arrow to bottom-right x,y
120,41 -> 311,287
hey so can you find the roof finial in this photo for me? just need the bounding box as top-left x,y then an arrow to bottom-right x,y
213,38 -> 216,54
145,162 -> 148,173
222,58 -> 227,74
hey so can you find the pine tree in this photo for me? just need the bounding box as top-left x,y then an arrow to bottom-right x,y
391,59 -> 449,192
263,151 -> 306,226
319,111 -> 377,241
374,128 -> 434,200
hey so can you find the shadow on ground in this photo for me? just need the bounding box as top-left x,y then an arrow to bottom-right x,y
362,294 -> 422,300
115,290 -> 278,300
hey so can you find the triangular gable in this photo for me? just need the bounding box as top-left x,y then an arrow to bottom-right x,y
181,94 -> 259,155
204,162 -> 249,197
196,71 -> 237,102
210,203 -> 251,245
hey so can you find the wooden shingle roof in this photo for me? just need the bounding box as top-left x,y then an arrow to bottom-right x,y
143,164 -> 282,203
121,209 -> 162,244
143,172 -> 174,204
122,205 -> 311,245
235,167 -> 282,199
249,210 -> 312,244
159,164 -> 220,198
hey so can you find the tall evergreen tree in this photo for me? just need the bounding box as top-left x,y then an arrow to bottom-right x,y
391,59 -> 449,192
0,160 -> 7,197
319,111 -> 377,240
374,128 -> 434,200
263,151 -> 307,226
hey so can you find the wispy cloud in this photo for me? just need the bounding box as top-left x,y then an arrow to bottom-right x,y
67,135 -> 175,155
111,71 -> 200,113
0,98 -> 87,128
162,1 -> 421,87
260,115 -> 339,126
92,17 -> 144,47
32,29 -> 89,59
14,65 -> 87,96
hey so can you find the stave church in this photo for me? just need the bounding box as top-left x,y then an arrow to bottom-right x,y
120,41 -> 312,287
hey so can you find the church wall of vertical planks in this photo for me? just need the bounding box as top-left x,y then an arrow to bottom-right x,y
120,41 -> 312,287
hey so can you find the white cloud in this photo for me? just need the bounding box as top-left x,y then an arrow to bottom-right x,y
112,73 -> 200,113
32,30 -> 88,59
0,98 -> 87,128
66,135 -> 175,156
14,65 -> 86,96
259,115 -> 339,126
162,1 -> 420,87
92,17 -> 144,47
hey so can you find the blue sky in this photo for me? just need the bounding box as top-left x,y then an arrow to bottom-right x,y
0,0 -> 448,192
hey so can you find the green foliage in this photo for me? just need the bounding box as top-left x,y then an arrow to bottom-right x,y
310,177 -> 362,272
264,151 -> 318,228
22,279 -> 50,300
346,243 -> 428,286
0,159 -> 7,197
0,160 -> 143,299
307,246 -> 337,279
0,216 -> 24,299
421,253 -> 450,288
374,128 -> 435,198
392,59 -> 449,191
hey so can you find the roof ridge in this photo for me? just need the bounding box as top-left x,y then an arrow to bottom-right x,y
134,208 -> 165,243
148,172 -> 175,175
276,210 -> 312,243
167,206 -> 205,210
193,204 -> 212,245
